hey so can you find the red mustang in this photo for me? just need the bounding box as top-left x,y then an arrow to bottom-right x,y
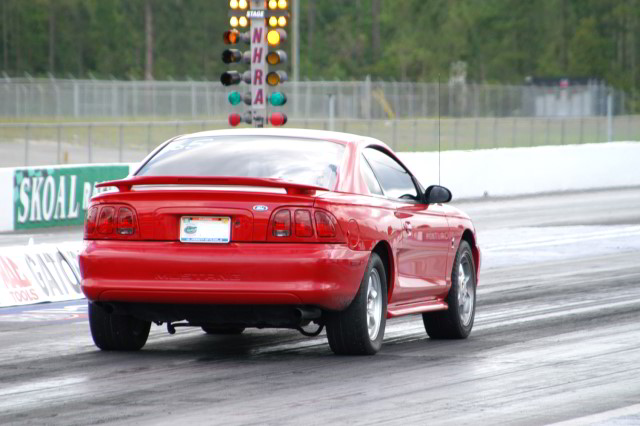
79,129 -> 480,355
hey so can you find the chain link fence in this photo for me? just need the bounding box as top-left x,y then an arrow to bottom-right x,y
1,115 -> 639,167
1,77 -> 638,167
1,77 -> 636,120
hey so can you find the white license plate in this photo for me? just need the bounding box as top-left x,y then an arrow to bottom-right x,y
180,216 -> 231,243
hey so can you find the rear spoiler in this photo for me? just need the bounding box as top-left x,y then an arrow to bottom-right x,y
96,176 -> 326,195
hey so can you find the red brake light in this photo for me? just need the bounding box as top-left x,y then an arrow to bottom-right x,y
294,210 -> 313,237
85,204 -> 139,239
85,206 -> 98,235
272,210 -> 291,237
268,208 -> 343,242
97,207 -> 116,234
315,211 -> 336,238
117,207 -> 136,235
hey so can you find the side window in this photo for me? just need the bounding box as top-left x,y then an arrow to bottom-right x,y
363,148 -> 418,200
360,155 -> 384,195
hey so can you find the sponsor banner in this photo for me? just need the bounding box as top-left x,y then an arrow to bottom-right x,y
13,165 -> 129,230
0,242 -> 84,308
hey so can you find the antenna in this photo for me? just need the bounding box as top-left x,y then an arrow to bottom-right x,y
438,76 -> 441,186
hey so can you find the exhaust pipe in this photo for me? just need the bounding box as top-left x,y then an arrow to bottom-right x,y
295,307 -> 324,337
295,307 -> 321,322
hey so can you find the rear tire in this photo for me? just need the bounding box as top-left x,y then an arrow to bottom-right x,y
326,252 -> 387,355
201,325 -> 245,335
423,240 -> 476,339
88,302 -> 151,351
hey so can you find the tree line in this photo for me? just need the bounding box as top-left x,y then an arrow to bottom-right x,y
1,0 -> 638,95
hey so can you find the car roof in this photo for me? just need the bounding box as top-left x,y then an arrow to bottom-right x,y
180,128 -> 392,151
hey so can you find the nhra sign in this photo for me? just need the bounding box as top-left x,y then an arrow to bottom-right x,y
250,0 -> 267,125
13,165 -> 129,230
0,242 -> 84,308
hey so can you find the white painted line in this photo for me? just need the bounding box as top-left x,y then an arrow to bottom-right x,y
484,226 -> 640,251
547,403 -> 640,426
0,376 -> 87,398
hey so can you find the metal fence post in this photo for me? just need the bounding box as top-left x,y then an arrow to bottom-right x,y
422,84 -> 427,118
88,124 -> 93,162
147,123 -> 152,154
24,124 -> 30,166
56,124 -> 62,163
392,119 -> 397,150
205,84 -> 211,116
191,82 -> 197,117
453,118 -> 459,149
529,118 -> 534,146
474,118 -> 479,149
171,87 -> 176,116
607,91 -> 613,141
53,79 -> 61,117
328,94 -> 335,131
73,80 -> 79,118
118,124 -> 124,162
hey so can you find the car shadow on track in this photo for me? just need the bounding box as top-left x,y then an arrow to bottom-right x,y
83,326 -> 477,366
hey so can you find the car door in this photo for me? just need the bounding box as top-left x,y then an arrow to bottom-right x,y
363,147 -> 451,303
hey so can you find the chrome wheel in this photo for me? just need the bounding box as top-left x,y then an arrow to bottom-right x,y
366,268 -> 383,341
457,255 -> 475,327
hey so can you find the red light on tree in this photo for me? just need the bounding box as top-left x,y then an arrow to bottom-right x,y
270,112 -> 287,126
228,113 -> 242,126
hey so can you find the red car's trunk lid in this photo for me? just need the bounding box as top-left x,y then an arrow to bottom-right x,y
94,177 -> 323,241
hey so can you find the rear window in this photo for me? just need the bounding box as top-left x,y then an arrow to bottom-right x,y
137,136 -> 345,190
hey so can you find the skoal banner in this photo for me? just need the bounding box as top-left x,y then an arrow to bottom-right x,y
13,165 -> 129,230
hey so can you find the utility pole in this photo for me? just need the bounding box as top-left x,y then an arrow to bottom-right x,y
292,0 -> 299,83
292,0 -> 299,114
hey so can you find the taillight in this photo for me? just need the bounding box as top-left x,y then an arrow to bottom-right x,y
85,206 -> 98,234
272,210 -> 291,237
315,211 -> 336,238
294,210 -> 313,237
117,207 -> 135,235
269,208 -> 344,242
85,204 -> 138,239
98,207 -> 116,234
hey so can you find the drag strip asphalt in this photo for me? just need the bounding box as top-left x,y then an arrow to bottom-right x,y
1,187 -> 639,425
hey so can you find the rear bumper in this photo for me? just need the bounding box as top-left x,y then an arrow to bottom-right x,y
79,241 -> 369,311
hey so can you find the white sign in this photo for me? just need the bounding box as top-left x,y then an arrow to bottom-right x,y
0,242 -> 84,308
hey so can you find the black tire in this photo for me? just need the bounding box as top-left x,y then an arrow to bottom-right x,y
423,240 -> 476,339
201,325 -> 245,335
326,252 -> 387,355
88,302 -> 151,351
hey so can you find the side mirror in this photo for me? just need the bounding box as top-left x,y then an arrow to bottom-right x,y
424,185 -> 452,204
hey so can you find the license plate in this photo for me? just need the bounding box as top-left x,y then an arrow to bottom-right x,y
180,216 -> 231,243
